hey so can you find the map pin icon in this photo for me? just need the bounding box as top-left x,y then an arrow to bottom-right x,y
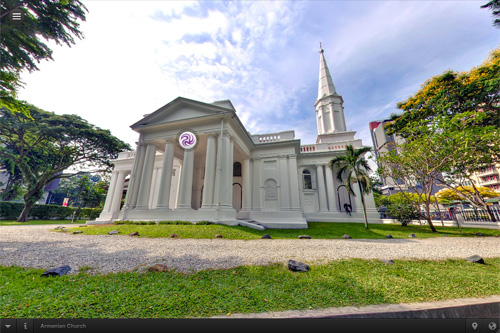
472,322 -> 478,330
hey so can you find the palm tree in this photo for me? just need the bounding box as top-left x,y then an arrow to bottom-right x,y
328,145 -> 373,229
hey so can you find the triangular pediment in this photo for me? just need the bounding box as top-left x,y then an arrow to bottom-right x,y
131,97 -> 234,130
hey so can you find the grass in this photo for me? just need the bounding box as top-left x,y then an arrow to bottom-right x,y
1,258 -> 499,318
53,222 -> 500,239
0,220 -> 87,226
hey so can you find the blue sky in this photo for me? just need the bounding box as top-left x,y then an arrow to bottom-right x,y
18,1 -> 500,151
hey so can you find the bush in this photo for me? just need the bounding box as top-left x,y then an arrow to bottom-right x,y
158,221 -> 193,225
0,201 -> 101,220
78,208 -> 103,220
0,201 -> 23,219
196,221 -> 214,225
387,203 -> 420,226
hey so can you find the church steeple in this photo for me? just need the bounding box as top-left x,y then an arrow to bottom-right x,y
315,44 -> 347,137
317,44 -> 337,100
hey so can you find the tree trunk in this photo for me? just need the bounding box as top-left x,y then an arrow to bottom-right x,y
17,201 -> 35,222
424,202 -> 437,233
472,183 -> 496,222
358,182 -> 369,229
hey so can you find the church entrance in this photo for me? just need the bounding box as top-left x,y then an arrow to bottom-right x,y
337,185 -> 352,213
232,183 -> 242,212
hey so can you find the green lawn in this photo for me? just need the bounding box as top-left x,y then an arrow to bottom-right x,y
54,222 -> 500,239
0,220 -> 87,226
1,258 -> 499,318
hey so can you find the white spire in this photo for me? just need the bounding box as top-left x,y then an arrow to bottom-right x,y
317,44 -> 337,100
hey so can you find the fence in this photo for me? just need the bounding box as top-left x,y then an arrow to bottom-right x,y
381,205 -> 500,224
450,206 -> 500,223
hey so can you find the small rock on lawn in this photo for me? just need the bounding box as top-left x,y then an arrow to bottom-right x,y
148,264 -> 169,272
261,234 -> 272,239
108,230 -> 119,235
342,234 -> 352,239
298,235 -> 311,239
128,231 -> 139,236
381,259 -> 395,265
73,231 -> 83,234
465,255 -> 485,264
169,233 -> 179,238
409,233 -> 417,238
385,234 -> 393,239
215,234 -> 223,238
287,260 -> 310,272
41,265 -> 72,277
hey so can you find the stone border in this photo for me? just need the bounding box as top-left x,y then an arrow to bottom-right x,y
212,295 -> 500,319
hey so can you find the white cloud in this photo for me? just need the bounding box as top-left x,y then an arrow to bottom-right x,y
16,0 -> 499,150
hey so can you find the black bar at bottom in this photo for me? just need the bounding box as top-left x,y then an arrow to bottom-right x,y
1,318 -> 471,333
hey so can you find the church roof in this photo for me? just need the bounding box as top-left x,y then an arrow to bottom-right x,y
130,96 -> 234,130
317,46 -> 337,100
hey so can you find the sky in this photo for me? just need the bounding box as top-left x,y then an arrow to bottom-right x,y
17,0 -> 500,153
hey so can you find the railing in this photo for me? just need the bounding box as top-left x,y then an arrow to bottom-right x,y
380,206 -> 500,223
117,151 -> 136,160
252,130 -> 295,144
451,206 -> 500,223
300,143 -> 347,153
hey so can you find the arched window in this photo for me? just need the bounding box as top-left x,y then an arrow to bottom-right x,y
233,162 -> 242,177
264,179 -> 278,200
303,169 -> 312,189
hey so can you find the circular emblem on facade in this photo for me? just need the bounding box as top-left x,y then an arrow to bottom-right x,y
179,131 -> 197,150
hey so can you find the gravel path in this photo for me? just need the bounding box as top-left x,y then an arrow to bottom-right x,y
1,225 -> 499,274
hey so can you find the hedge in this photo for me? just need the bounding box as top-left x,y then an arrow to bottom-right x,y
0,201 -> 102,220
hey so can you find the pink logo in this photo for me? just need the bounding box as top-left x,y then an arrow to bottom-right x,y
179,131 -> 196,149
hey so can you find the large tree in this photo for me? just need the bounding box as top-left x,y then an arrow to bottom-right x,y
385,47 -> 500,222
482,0 -> 500,28
0,0 -> 87,115
436,186 -> 498,204
329,145 -> 373,229
0,105 -> 130,221
387,47 -> 500,135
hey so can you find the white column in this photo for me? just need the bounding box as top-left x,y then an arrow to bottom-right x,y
316,164 -> 328,212
201,135 -> 217,209
135,143 -> 156,209
217,136 -> 233,208
252,158 -> 262,211
125,143 -> 146,209
156,141 -> 175,208
110,171 -> 127,213
325,165 -> 337,212
279,157 -> 290,210
213,135 -> 223,207
241,158 -> 251,211
177,148 -> 194,210
103,171 -> 118,212
288,155 -> 301,211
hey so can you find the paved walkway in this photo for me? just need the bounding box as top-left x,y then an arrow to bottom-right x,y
1,225 -> 500,274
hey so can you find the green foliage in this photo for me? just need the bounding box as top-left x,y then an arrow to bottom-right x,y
51,174 -> 108,208
0,0 -> 87,115
482,0 -> 500,28
0,202 -> 99,220
378,193 -> 423,226
77,207 -> 103,220
0,201 -> 23,219
387,203 -> 420,226
382,48 -> 500,222
0,105 -> 130,221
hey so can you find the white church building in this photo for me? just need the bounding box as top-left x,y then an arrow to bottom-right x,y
93,48 -> 380,229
